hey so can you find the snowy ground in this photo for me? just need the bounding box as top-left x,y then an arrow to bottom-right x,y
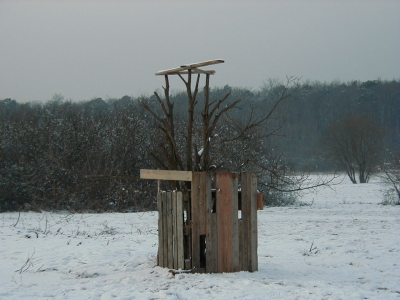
1,175 -> 399,299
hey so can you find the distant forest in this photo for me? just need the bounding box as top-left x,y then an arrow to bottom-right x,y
1,79 -> 399,212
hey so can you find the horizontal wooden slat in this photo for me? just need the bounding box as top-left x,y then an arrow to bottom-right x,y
181,59 -> 224,68
140,169 -> 192,181
155,66 -> 189,75
156,68 -> 216,76
175,69 -> 215,75
155,59 -> 224,75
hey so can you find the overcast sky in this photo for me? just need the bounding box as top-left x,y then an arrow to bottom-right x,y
1,0 -> 399,102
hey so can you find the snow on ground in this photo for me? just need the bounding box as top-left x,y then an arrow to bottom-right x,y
0,175 -> 399,299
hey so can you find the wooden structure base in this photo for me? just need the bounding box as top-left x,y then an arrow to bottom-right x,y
156,172 -> 258,273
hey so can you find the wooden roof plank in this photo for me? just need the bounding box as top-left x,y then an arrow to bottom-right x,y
155,66 -> 189,76
155,59 -> 224,76
181,59 -> 224,68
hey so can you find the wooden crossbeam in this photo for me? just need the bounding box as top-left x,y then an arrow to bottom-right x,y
181,59 -> 224,68
140,169 -> 192,181
155,59 -> 224,75
177,69 -> 216,75
156,66 -> 188,76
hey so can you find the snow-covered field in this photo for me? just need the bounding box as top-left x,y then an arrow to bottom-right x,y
1,175 -> 399,299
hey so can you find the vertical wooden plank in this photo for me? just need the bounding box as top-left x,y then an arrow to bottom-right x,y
231,173 -> 240,272
172,192 -> 178,269
257,193 -> 264,210
162,192 -> 168,267
167,192 -> 174,269
240,173 -> 249,271
157,192 -> 164,267
191,172 -> 201,270
241,173 -> 258,272
198,173 -> 207,235
249,173 -> 258,272
183,190 -> 191,270
205,173 -> 217,273
216,172 -> 228,272
238,219 -> 243,270
198,172 -> 207,270
216,172 -> 239,272
176,192 -> 184,270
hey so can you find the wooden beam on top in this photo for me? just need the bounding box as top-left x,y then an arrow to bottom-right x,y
155,59 -> 224,76
177,69 -> 216,75
140,169 -> 193,182
181,59 -> 224,69
156,66 -> 188,76
155,68 -> 215,76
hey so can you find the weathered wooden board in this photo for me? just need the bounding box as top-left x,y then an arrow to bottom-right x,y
157,192 -> 164,267
166,193 -> 174,269
231,173 -> 240,272
205,173 -> 217,273
257,193 -> 264,210
240,175 -> 249,271
172,192 -> 178,269
249,174 -> 258,272
216,172 -> 239,272
191,173 -> 201,270
155,59 -> 224,75
140,169 -> 192,182
156,66 -> 188,75
238,219 -> 243,270
161,192 -> 168,267
198,173 -> 207,236
176,192 -> 184,270
181,59 -> 224,68
174,70 -> 216,75
241,173 -> 258,272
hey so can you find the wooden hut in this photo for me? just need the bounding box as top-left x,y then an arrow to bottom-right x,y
141,170 -> 259,273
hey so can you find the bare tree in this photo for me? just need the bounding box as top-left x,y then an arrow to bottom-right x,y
322,114 -> 385,183
380,153 -> 400,205
140,63 -> 302,190
140,66 -> 240,189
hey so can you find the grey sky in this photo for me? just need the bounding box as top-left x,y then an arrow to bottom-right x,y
1,0 -> 399,102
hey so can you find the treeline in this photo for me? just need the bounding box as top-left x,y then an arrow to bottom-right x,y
1,79 -> 399,211
0,96 -> 158,212
266,79 -> 399,170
